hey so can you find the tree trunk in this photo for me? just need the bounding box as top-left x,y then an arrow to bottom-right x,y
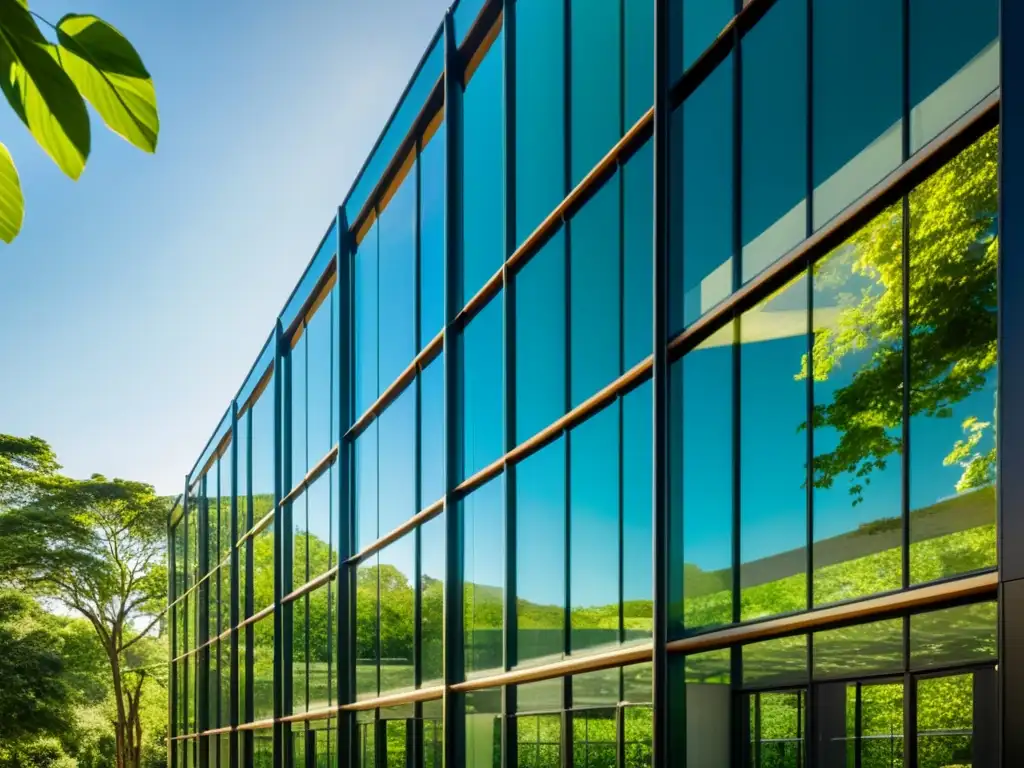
106,642 -> 129,768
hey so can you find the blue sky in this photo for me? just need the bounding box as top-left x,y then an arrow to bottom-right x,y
0,0 -> 449,495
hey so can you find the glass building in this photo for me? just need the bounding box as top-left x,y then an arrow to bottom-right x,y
168,0 -> 1024,765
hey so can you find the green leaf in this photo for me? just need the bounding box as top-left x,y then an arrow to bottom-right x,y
0,1 -> 90,178
56,14 -> 158,153
0,140 -> 23,242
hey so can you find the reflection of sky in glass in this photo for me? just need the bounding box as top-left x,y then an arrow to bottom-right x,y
517,438 -> 565,609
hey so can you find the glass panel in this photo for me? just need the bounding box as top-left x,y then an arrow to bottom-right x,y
917,674 -> 973,768
356,554 -> 379,700
423,711 -> 444,768
623,141 -> 653,370
518,714 -> 562,767
910,601 -> 997,670
385,719 -> 407,768
420,511 -> 446,688
740,276 -> 808,620
466,689 -> 502,768
518,678 -> 563,713
909,0 -> 998,153
516,0 -> 565,245
292,490 -> 308,591
670,53 -> 733,334
355,221 -> 379,418
685,649 -> 731,765
811,204 -> 903,606
253,519 -> 275,613
307,292 -> 334,465
624,662 -> 653,704
463,475 -> 505,678
421,125 -> 446,345
571,0 -> 620,186
860,682 -> 905,767
741,0 -> 807,283
378,387 -> 416,534
461,294 -> 504,481
570,405 -> 620,653
292,595 -> 308,713
624,0 -> 653,127
676,333 -> 733,632
813,619 -> 903,680
378,159 -> 418,389
571,180 -> 620,407
812,0 -> 903,229
357,713 -> 376,768
462,26 -> 505,305
751,691 -> 806,768
307,469 -> 332,577
516,231 -> 566,442
237,412 -> 251,539
420,359 -> 446,507
355,423 -> 379,552
907,129 -> 998,584
574,667 -> 619,708
743,636 -> 808,689
253,612 -> 274,722
675,0 -> 734,78
516,438 -> 566,667
624,707 -> 653,768
379,533 -> 416,695
291,332 -> 308,480
573,708 -> 617,768
252,380 -> 276,533
308,583 -> 331,712
623,382 -> 653,642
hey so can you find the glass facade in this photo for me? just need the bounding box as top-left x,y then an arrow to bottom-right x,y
168,0 -> 1011,765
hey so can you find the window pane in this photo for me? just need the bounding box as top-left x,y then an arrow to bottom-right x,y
910,0 -> 998,153
463,475 -> 505,678
813,0 -> 902,228
378,387 -> 416,534
518,714 -> 562,768
292,595 -> 308,714
623,141 -> 652,370
623,381 -> 653,642
571,0 -> 620,186
420,360 -> 446,507
812,204 -> 903,606
674,0 -> 734,78
385,719 -> 407,768
307,470 -> 332,579
624,0 -> 653,127
461,294 -> 504,481
676,334 -> 733,632
421,126 -> 447,344
420,511 -> 446,688
624,707 -> 653,768
462,27 -> 505,305
573,708 -> 617,768
860,682 -> 905,767
308,583 -> 330,712
379,533 -> 415,695
741,0 -> 807,283
917,674 -> 974,768
571,405 -> 620,653
292,491 -> 308,591
516,0 -> 564,246
516,438 -> 566,667
516,231 -> 566,442
813,618 -> 903,679
740,276 -> 808,620
356,555 -> 379,700
466,689 -> 502,768
252,381 -> 275,532
291,334 -> 307,480
742,636 -> 808,689
237,411 -> 251,538
355,422 -> 378,552
571,181 -> 621,407
307,296 -> 334,465
355,222 -> 379,417
574,667 -> 619,708
910,601 -> 997,670
908,129 -> 998,584
253,519 -> 275,613
670,54 -> 733,334
378,161 -> 417,389
253,613 -> 274,722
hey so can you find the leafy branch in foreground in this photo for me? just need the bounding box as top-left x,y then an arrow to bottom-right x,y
0,0 -> 158,243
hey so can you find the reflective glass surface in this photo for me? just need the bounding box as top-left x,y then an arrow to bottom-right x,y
460,295 -> 504,480
421,511 -> 446,687
378,160 -> 417,389
571,0 -> 620,187
421,125 -> 447,344
463,475 -> 505,679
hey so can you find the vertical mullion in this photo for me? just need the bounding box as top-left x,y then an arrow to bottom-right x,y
442,12 -> 466,768
229,402 -> 239,767
272,320 -> 284,768
199,475 -> 209,767
502,3 -> 519,768
563,0 -> 574,678
652,0 -> 674,767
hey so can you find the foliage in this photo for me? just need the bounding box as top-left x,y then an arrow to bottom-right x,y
0,0 -> 158,242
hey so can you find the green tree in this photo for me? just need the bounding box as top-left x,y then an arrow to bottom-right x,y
0,438 -> 169,768
0,0 -> 159,242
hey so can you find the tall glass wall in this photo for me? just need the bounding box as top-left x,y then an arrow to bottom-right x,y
169,0 -> 1004,766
